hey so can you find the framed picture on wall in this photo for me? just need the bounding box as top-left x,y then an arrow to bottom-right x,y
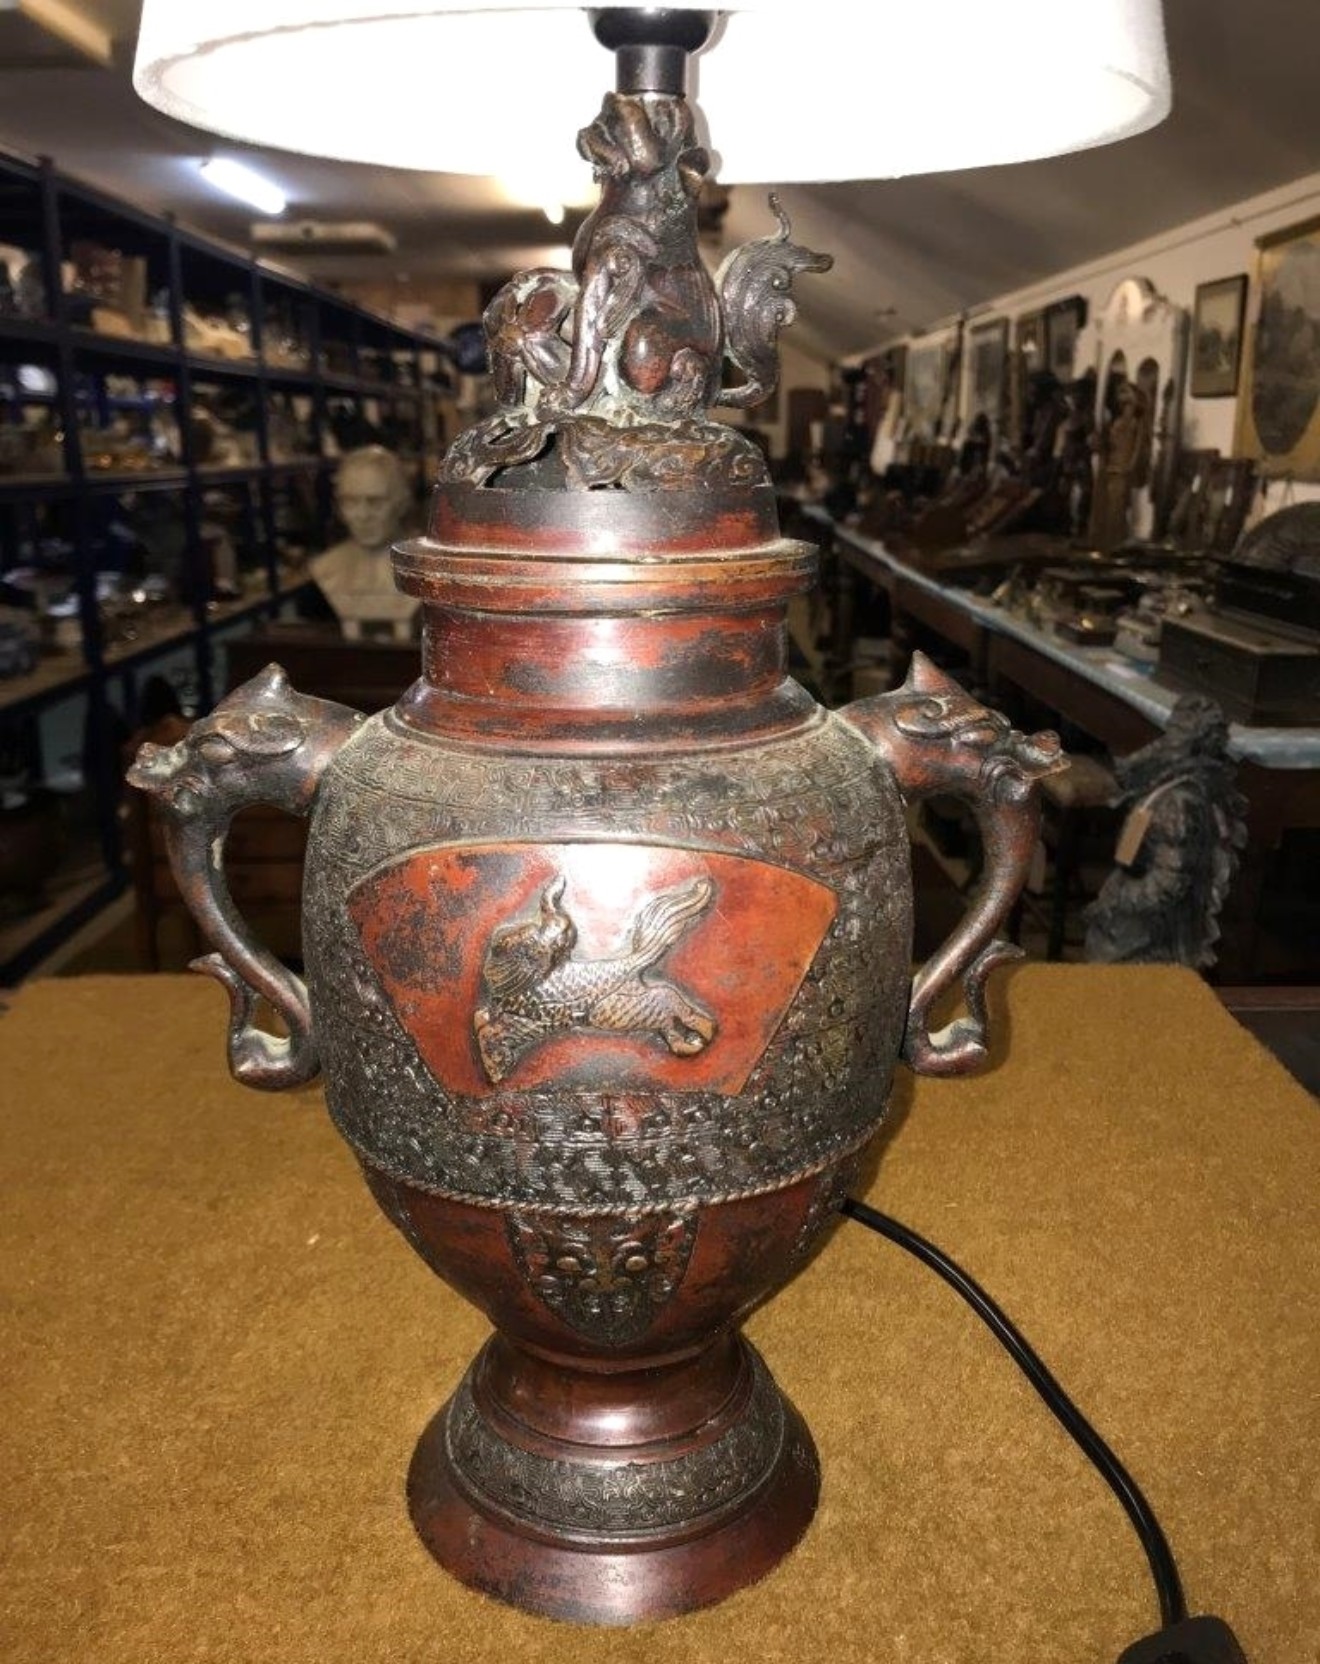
1014,309 -> 1046,368
1045,295 -> 1088,380
1191,275 -> 1247,398
966,318 -> 1009,426
1008,310 -> 1047,449
1236,214 -> 1320,478
904,339 -> 947,439
863,344 -> 906,434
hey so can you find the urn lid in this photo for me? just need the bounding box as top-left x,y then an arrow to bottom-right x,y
393,477 -> 814,618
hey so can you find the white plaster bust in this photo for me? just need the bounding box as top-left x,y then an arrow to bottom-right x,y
310,446 -> 417,641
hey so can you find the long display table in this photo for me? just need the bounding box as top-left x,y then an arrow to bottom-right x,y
814,513 -> 1320,980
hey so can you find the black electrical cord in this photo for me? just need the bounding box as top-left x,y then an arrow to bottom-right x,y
841,1196 -> 1187,1631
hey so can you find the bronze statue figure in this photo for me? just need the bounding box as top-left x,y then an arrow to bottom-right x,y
1084,696 -> 1247,967
1058,369 -> 1099,539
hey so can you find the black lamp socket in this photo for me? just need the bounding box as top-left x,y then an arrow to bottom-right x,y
590,8 -> 714,96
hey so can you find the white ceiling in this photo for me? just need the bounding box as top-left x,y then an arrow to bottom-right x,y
0,1 -> 1317,361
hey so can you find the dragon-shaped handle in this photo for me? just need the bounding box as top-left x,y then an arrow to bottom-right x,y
127,666 -> 363,1089
841,653 -> 1066,1075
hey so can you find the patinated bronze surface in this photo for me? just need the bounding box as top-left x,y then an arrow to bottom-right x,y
1084,694 -> 1246,967
130,18 -> 1062,1627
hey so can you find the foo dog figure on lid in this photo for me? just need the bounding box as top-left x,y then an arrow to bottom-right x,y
443,89 -> 831,491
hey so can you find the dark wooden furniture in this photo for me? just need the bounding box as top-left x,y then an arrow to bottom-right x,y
1034,754 -> 1119,961
822,524 -> 993,703
225,624 -> 419,711
1158,610 -> 1320,725
1217,985 -> 1320,1095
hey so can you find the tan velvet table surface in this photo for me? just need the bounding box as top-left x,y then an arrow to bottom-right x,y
3,965 -> 1317,1664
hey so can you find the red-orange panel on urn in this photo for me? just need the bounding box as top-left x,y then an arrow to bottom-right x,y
348,842 -> 838,1099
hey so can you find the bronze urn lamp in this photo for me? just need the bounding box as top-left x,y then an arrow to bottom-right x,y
129,8 -> 1071,1627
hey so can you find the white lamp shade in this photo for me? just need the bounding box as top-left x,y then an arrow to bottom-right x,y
134,0 -> 1170,185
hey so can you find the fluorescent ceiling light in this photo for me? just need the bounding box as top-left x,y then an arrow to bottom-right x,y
136,1 -> 1171,184
199,157 -> 287,216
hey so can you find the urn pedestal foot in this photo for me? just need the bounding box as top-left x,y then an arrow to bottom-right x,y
407,1333 -> 820,1625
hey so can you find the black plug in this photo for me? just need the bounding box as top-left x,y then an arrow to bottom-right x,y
1117,1614 -> 1249,1663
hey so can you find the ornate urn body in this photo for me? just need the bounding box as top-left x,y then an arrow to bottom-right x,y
130,42 -> 1061,1629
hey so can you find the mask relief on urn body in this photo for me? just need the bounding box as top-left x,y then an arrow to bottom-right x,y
126,665 -> 363,1088
506,1210 -> 698,1347
840,653 -> 1066,1075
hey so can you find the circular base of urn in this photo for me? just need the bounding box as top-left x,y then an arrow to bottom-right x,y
407,1334 -> 820,1625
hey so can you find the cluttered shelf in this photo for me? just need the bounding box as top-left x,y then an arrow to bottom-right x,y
67,326 -> 184,371
95,576 -> 316,671
0,470 -> 71,504
208,576 -> 314,629
96,605 -> 204,671
0,645 -> 89,716
0,143 -> 464,977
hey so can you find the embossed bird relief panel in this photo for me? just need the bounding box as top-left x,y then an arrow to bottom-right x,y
347,842 -> 838,1098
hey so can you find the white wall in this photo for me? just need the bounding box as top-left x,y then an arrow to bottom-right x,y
866,170 -> 1320,509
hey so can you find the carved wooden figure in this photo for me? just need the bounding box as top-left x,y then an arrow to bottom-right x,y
1088,378 -> 1150,552
130,13 -> 1062,1628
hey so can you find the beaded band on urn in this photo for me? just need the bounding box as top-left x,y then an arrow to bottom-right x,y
129,9 -> 1063,1629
